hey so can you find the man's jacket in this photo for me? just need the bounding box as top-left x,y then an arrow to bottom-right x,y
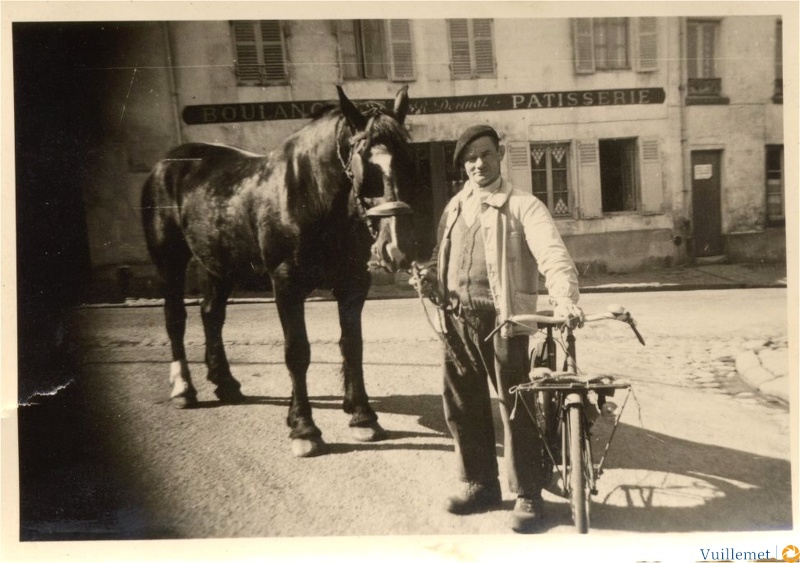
430,179 -> 580,338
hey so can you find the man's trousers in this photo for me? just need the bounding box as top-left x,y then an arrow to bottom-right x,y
442,309 -> 547,495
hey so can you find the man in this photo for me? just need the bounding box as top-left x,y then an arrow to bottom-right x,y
410,124 -> 583,533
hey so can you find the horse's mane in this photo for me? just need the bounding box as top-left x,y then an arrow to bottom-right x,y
309,102 -> 338,120
309,103 -> 409,146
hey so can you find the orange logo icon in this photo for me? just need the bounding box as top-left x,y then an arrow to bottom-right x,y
783,545 -> 800,563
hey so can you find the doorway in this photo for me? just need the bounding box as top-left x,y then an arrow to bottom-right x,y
410,141 -> 459,260
599,138 -> 638,212
691,150 -> 724,257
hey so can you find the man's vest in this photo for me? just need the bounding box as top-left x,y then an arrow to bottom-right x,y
446,215 -> 494,312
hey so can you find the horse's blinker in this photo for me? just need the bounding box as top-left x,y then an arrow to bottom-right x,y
340,115 -> 412,239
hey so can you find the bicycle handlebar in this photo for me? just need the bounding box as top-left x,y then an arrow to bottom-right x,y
487,304 -> 646,345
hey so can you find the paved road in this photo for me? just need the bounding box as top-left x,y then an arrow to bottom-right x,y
18,289 -> 792,543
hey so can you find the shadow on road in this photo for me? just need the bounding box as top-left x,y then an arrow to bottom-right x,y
582,422 -> 793,532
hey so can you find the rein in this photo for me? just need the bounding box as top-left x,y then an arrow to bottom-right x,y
336,115 -> 412,239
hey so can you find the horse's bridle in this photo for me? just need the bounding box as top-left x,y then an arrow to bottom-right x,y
337,116 -> 413,239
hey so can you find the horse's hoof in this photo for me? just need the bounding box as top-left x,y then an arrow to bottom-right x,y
171,394 -> 198,409
291,437 -> 327,458
214,383 -> 245,404
351,422 -> 386,442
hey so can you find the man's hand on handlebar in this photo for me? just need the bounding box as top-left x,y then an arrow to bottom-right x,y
551,297 -> 585,329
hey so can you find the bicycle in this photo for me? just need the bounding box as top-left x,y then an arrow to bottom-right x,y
487,305 -> 645,533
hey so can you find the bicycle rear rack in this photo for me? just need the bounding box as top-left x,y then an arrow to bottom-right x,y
511,381 -> 632,491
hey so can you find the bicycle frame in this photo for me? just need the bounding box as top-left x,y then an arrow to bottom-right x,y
504,307 -> 643,533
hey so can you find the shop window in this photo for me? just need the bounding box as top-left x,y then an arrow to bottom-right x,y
447,19 -> 496,79
231,21 -> 288,86
766,145 -> 784,226
573,18 -> 657,74
686,19 -> 729,104
600,138 -> 639,212
530,143 -> 572,218
336,20 -> 415,81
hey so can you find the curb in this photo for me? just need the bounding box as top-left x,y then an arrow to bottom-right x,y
80,280 -> 788,309
734,339 -> 790,406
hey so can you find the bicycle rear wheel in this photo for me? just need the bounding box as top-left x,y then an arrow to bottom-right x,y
567,405 -> 590,533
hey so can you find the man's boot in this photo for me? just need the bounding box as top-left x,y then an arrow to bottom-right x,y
445,480 -> 502,515
510,493 -> 545,533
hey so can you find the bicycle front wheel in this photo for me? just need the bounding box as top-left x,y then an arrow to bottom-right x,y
567,404 -> 590,533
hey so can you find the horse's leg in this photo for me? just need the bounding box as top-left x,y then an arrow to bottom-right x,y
333,276 -> 385,442
200,274 -> 244,403
273,278 -> 325,457
160,261 -> 199,409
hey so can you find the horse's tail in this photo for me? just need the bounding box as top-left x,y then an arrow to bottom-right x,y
140,150 -> 192,271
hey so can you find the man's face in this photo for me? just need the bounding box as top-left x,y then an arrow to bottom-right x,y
462,136 -> 505,187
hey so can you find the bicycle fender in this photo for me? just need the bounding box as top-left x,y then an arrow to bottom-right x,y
564,392 -> 582,407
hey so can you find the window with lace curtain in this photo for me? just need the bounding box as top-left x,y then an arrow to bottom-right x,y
686,19 -> 728,103
530,143 -> 572,218
573,18 -> 657,74
335,20 -> 415,81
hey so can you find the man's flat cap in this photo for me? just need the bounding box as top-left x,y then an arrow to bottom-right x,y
453,125 -> 500,168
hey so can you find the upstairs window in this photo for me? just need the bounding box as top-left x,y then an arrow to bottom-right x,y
336,20 -> 415,81
447,19 -> 496,79
766,145 -> 784,226
594,18 -> 629,70
573,18 -> 657,74
773,19 -> 783,103
686,19 -> 729,104
231,21 -> 288,86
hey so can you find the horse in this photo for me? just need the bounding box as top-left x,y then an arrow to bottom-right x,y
141,86 -> 415,457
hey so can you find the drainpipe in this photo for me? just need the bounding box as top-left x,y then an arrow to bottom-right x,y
677,17 -> 692,262
162,22 -> 184,145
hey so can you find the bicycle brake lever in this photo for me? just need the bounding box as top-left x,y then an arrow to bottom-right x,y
628,318 -> 646,346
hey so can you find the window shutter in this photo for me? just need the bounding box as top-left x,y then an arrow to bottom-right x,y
388,19 -> 415,81
686,21 -> 699,78
260,21 -> 287,81
639,137 -> 664,214
448,19 -> 473,77
573,19 -> 595,75
577,140 -> 602,218
636,17 -> 658,72
775,19 -> 782,80
336,20 -> 359,79
473,19 -> 495,76
232,21 -> 262,84
507,142 -> 532,194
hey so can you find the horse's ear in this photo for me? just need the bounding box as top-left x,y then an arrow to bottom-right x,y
337,85 -> 368,131
393,85 -> 409,125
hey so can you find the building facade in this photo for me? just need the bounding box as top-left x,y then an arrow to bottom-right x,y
14,16 -> 785,299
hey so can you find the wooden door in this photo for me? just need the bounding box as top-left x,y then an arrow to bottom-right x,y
691,150 -> 723,257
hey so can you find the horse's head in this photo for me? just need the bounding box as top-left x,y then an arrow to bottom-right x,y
338,85 -> 416,273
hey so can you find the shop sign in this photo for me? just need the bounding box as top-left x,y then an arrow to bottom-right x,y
183,87 -> 665,125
